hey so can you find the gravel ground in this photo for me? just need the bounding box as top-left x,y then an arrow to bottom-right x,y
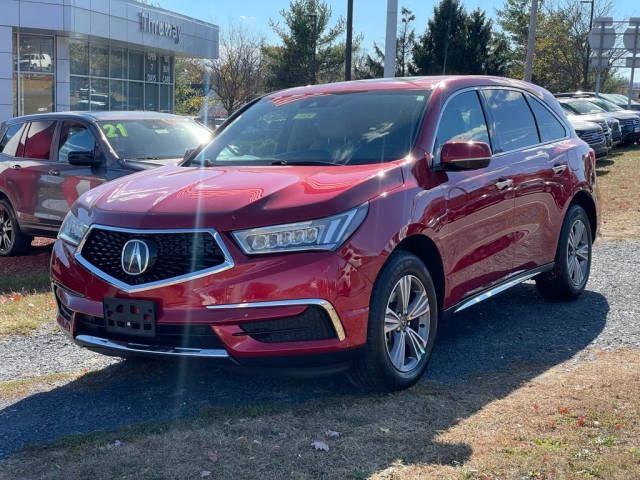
0,240 -> 638,458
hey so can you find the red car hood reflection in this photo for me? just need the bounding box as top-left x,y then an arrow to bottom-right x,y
80,163 -> 404,231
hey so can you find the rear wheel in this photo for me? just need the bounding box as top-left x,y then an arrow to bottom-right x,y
0,199 -> 32,257
349,251 -> 438,392
536,204 -> 592,300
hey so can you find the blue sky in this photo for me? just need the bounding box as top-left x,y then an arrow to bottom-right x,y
160,0 -> 640,54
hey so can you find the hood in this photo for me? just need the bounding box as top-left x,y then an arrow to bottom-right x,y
78,163 -> 404,231
567,117 -> 601,131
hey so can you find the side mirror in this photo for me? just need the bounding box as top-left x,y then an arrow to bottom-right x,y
68,150 -> 100,167
439,140 -> 491,170
183,147 -> 198,161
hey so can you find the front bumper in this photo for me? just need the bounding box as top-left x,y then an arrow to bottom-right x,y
51,234 -> 373,362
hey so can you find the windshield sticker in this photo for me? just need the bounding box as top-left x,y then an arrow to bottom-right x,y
155,129 -> 170,134
293,113 -> 317,120
102,123 -> 128,138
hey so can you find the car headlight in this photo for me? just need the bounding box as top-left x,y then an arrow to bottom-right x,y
232,203 -> 369,254
58,211 -> 89,246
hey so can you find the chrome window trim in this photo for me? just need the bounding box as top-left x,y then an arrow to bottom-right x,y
430,85 -> 572,166
206,298 -> 346,342
75,334 -> 230,358
75,224 -> 235,293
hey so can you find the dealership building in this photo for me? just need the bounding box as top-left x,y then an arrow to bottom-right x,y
0,0 -> 219,123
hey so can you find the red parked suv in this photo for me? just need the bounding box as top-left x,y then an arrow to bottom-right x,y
51,76 -> 599,391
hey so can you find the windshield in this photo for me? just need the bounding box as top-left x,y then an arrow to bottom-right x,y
603,93 -> 640,106
563,100 -> 607,115
99,118 -> 212,161
587,98 -> 622,112
189,90 -> 431,167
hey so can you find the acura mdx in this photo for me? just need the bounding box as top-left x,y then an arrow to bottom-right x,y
51,76 -> 599,391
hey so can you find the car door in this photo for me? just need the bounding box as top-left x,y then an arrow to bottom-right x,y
511,94 -> 571,270
46,120 -> 111,225
0,123 -> 30,217
481,89 -> 570,273
0,121 -> 58,232
434,89 -> 517,305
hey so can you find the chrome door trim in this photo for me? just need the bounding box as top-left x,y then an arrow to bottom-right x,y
206,298 -> 346,342
75,225 -> 235,293
449,263 -> 555,313
75,334 -> 230,358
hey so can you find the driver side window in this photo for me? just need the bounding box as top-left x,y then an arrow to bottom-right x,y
58,122 -> 96,163
435,90 -> 491,160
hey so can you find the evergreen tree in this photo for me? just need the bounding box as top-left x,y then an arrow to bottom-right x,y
263,0 -> 345,90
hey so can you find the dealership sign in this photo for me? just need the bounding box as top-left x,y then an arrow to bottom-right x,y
139,11 -> 182,44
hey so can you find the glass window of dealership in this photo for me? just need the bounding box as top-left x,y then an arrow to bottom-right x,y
13,33 -> 174,116
1,0 -> 218,123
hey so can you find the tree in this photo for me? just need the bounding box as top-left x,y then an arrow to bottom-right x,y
496,0 -> 621,91
263,0 -> 346,90
397,7 -> 416,76
174,58 -> 206,115
354,43 -> 384,79
209,25 -> 265,115
412,0 -> 511,76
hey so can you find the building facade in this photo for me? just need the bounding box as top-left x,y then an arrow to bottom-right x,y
0,0 -> 218,123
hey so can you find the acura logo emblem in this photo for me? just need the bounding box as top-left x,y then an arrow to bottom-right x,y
121,239 -> 151,276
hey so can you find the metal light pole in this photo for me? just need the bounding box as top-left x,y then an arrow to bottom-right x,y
524,0 -> 539,82
345,0 -> 353,81
383,0 -> 398,78
581,0 -> 594,90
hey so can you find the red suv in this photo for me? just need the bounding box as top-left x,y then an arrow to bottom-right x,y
51,76 -> 599,391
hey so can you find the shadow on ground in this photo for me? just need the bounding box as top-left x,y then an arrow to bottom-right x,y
0,281 -> 608,468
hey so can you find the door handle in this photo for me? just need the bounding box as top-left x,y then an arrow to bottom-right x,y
10,164 -> 21,170
48,169 -> 60,176
495,178 -> 513,190
551,164 -> 567,174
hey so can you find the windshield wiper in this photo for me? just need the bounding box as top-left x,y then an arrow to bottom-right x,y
270,160 -> 337,166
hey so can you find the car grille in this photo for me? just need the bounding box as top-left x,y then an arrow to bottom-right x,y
79,227 -> 228,286
237,306 -> 336,343
76,314 -> 226,349
620,117 -> 640,132
577,129 -> 605,146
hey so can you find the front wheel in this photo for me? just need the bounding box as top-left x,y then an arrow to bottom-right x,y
349,251 -> 439,392
536,204 -> 592,300
0,199 -> 32,257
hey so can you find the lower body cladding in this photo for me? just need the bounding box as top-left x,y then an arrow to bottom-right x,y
51,239 -> 373,373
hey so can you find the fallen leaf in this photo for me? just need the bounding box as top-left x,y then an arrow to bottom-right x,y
311,441 -> 329,452
558,407 -> 569,414
577,416 -> 586,427
200,471 -> 211,478
325,430 -> 340,438
615,423 -> 622,430
208,450 -> 217,464
533,403 -> 540,412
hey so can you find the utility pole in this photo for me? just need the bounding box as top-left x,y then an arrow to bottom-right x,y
581,0 -> 595,90
345,0 -> 353,81
384,0 -> 398,78
524,0 -> 539,82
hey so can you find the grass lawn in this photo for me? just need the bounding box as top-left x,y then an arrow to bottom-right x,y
595,144 -> 640,241
1,350 -> 638,479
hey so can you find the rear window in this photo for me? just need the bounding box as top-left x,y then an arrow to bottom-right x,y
482,89 -> 539,152
563,100 -> 606,115
528,97 -> 566,142
23,121 -> 56,160
191,90 -> 431,166
0,123 -> 27,157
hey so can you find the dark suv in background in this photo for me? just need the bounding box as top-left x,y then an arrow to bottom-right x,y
0,112 -> 211,256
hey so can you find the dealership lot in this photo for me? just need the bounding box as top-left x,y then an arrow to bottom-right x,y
0,145 -> 637,478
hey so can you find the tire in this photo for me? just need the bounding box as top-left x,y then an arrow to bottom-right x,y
349,251 -> 439,392
535,204 -> 592,301
0,199 -> 32,257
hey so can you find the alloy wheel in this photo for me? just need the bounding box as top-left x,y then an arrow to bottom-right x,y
567,218 -> 589,288
0,206 -> 14,254
384,275 -> 430,372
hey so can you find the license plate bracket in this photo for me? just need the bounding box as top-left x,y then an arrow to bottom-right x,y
104,298 -> 156,337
